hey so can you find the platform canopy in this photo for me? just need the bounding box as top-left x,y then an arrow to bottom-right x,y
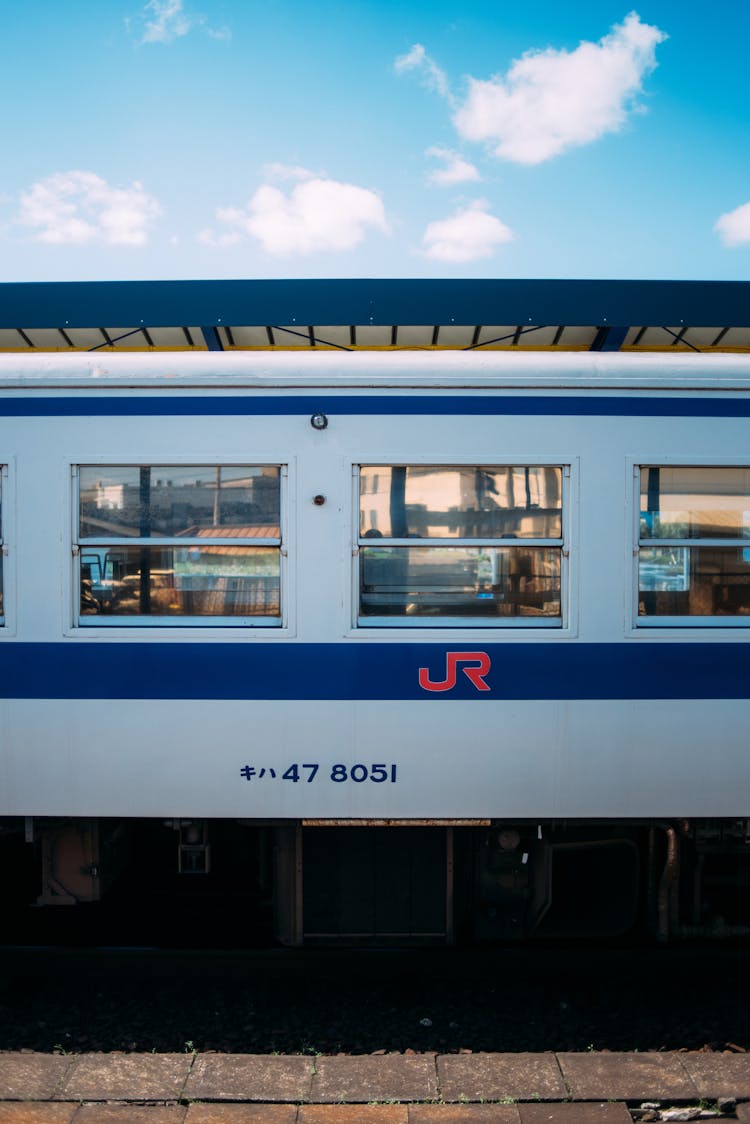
1,278 -> 750,354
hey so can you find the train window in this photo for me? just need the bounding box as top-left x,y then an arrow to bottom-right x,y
638,466 -> 750,623
0,469 -> 4,625
357,465 -> 565,625
75,465 -> 283,625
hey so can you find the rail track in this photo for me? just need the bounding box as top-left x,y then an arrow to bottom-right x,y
1,944 -> 749,1056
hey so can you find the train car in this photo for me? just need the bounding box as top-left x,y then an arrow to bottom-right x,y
2,278 -> 750,945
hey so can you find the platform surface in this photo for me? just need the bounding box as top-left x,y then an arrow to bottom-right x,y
0,1050 -> 748,1122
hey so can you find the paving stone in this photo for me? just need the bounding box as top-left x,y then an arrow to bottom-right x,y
299,1107 -> 409,1123
408,1105 -> 520,1122
518,1104 -> 633,1123
185,1108 -> 298,1124
56,1055 -> 192,1102
679,1052 -> 750,1099
557,1053 -> 698,1102
0,1055 -> 75,1101
0,1107 -> 77,1124
184,1056 -> 313,1102
437,1055 -> 566,1103
310,1056 -> 437,1104
735,1104 -> 750,1122
74,1108 -> 187,1123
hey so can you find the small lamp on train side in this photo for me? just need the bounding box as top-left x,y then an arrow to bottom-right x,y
310,412 -> 328,430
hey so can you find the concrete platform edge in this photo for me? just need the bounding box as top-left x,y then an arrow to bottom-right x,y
0,1051 -> 747,1106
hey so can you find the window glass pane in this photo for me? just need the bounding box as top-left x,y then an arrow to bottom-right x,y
79,466 -> 280,538
80,545 -> 280,618
360,546 -> 561,618
360,466 -> 562,539
640,467 -> 750,540
638,546 -> 750,616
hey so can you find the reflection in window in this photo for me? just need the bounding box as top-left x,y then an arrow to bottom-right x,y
638,467 -> 750,620
78,466 -> 282,624
359,466 -> 562,539
358,466 -> 564,624
0,471 -> 3,623
79,466 -> 280,538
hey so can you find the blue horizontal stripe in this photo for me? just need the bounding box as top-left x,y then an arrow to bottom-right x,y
2,395 -> 750,418
1,642 -> 749,701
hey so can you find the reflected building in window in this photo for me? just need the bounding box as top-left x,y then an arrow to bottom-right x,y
359,465 -> 564,623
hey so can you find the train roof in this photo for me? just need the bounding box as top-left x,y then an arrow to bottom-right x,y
2,348 -> 750,391
2,278 -> 750,355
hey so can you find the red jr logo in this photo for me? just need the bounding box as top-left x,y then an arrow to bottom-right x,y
418,651 -> 492,693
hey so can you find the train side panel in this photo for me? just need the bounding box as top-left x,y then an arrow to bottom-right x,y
0,387 -> 749,821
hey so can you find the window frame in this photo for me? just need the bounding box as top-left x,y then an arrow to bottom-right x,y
352,462 -> 569,629
634,461 -> 750,629
72,463 -> 288,629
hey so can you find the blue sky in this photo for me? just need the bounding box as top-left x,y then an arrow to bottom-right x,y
1,0 -> 749,282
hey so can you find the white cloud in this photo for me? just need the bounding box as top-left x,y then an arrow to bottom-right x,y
394,43 -> 451,101
715,202 -> 750,247
426,146 -> 480,186
262,163 -> 324,183
203,171 -> 389,255
422,200 -> 513,262
453,12 -> 667,165
140,0 -> 191,42
18,171 -> 161,246
134,0 -> 230,44
197,227 -> 242,248
206,24 -> 231,42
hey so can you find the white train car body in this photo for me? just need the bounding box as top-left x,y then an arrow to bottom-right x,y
2,349 -> 750,824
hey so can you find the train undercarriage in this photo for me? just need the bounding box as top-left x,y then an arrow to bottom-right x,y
2,818 -> 750,947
